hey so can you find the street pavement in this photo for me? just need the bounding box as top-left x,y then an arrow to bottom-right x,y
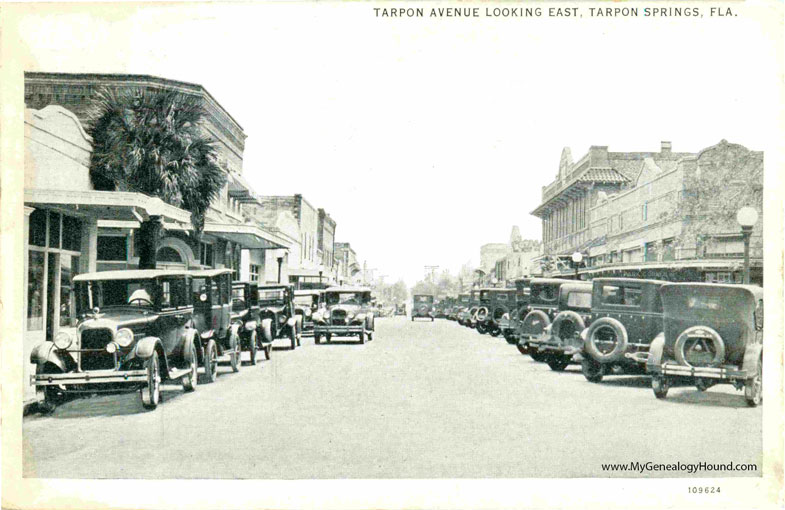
23,317 -> 761,479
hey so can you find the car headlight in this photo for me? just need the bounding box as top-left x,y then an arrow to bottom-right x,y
305,309 -> 312,317
279,315 -> 286,323
53,331 -> 73,350
106,342 -> 118,354
115,328 -> 134,348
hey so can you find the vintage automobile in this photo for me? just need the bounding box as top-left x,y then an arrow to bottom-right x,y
30,270 -> 200,411
500,278 -> 531,345
476,288 -> 516,337
434,298 -> 451,319
395,303 -> 407,316
412,294 -> 435,321
191,269 -> 244,382
231,280 -> 273,365
257,283 -> 302,350
646,283 -> 763,406
455,293 -> 472,325
465,289 -> 483,328
528,282 -> 593,371
579,278 -> 667,383
293,289 -> 324,337
515,278 -> 573,359
313,286 -> 375,343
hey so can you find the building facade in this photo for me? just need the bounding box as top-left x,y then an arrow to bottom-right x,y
531,140 -> 763,284
494,227 -> 542,283
335,242 -> 362,285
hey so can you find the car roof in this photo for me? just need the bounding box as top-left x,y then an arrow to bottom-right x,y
661,282 -> 763,301
529,278 -> 575,286
325,286 -> 372,292
560,282 -> 593,293
294,290 -> 323,296
74,269 -> 190,282
593,277 -> 669,286
190,268 -> 234,277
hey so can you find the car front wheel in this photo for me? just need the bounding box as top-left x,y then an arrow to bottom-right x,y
652,375 -> 670,399
359,329 -> 366,344
141,350 -> 161,410
744,358 -> 762,407
200,339 -> 218,384
182,342 -> 198,392
581,358 -> 604,383
248,330 -> 258,366
289,326 -> 297,350
548,357 -> 570,372
230,333 -> 242,373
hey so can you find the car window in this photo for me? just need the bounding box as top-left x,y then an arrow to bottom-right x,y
601,285 -> 642,307
567,291 -> 592,309
534,285 -> 558,303
232,286 -> 247,310
497,294 -> 508,301
259,288 -> 286,303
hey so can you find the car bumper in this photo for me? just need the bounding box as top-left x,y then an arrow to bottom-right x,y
31,368 -> 148,386
314,325 -> 364,335
536,342 -> 582,357
651,363 -> 749,380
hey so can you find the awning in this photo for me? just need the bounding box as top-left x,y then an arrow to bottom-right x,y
203,222 -> 290,250
24,189 -> 191,226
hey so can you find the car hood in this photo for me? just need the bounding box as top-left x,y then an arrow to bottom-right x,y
78,308 -> 158,330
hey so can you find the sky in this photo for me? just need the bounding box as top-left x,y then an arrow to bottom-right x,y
12,2 -> 781,286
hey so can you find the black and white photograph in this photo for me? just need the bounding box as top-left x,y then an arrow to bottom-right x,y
0,1 -> 783,509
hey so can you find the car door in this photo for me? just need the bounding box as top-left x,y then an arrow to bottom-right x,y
157,276 -> 191,360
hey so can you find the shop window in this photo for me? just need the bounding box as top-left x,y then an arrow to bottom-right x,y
97,236 -> 128,261
29,209 -> 47,247
62,215 -> 82,252
27,251 -> 45,330
59,255 -> 79,327
48,212 -> 61,248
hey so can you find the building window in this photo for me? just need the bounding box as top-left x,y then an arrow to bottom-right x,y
97,236 -> 128,261
27,251 -> 45,331
662,238 -> 675,261
63,215 -> 82,252
642,202 -> 648,221
157,247 -> 183,263
249,264 -> 260,282
200,242 -> 214,267
29,209 -> 47,247
48,212 -> 61,248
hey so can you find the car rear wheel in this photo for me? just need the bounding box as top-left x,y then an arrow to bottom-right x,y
744,357 -> 762,407
182,342 -> 198,392
141,351 -> 161,410
200,340 -> 218,384
248,330 -> 258,366
359,329 -> 366,344
652,375 -> 670,399
581,358 -> 604,383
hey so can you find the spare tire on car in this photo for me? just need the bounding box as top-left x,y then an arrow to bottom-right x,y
584,317 -> 628,363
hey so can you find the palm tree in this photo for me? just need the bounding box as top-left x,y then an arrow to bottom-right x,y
87,87 -> 226,269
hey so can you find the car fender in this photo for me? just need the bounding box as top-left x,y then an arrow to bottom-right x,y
646,332 -> 666,373
135,336 -> 162,360
742,343 -> 763,376
182,329 -> 200,364
30,342 -> 74,372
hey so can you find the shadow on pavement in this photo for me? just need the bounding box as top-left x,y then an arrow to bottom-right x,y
663,389 -> 752,409
596,376 -> 652,388
31,385 -> 189,419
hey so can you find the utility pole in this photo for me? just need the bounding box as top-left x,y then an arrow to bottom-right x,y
424,265 -> 439,285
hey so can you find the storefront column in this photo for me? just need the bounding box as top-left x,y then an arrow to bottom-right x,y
80,217 -> 98,273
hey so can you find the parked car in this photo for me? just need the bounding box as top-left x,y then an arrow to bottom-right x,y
395,303 -> 407,316
466,289 -> 483,328
31,270 -> 200,411
646,283 -> 763,406
579,278 -> 667,383
412,294 -> 435,321
527,282 -> 593,371
257,283 -> 302,350
191,269 -> 244,382
447,296 -> 464,321
294,289 -> 324,337
231,281 -> 273,365
476,288 -> 516,337
435,297 -> 452,319
515,278 -> 573,360
313,286 -> 375,343
500,278 -> 531,346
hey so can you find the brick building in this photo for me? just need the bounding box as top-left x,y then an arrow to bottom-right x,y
531,140 -> 763,284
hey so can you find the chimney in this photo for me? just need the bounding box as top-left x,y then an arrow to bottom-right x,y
661,141 -> 672,153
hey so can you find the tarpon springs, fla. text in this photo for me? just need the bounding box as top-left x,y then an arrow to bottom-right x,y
373,6 -> 736,18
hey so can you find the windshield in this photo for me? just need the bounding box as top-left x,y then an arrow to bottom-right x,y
231,286 -> 248,311
460,296 -> 470,303
294,295 -> 319,307
258,288 -> 287,304
567,291 -> 592,309
327,292 -> 369,306
76,277 -> 189,313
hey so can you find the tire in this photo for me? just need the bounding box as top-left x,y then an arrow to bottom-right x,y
359,329 -> 366,344
674,326 -> 725,368
141,350 -> 161,410
182,342 -> 198,392
551,311 -> 586,344
35,364 -> 64,413
248,330 -> 258,366
230,332 -> 242,372
325,333 -> 332,343
520,310 -> 551,339
584,317 -> 628,363
477,323 -> 487,335
262,320 -> 274,344
744,356 -> 762,407
264,344 -> 272,360
295,317 -> 303,347
548,357 -> 570,371
530,351 -> 548,363
315,333 -> 322,345
652,375 -> 670,399
516,342 -> 530,356
695,378 -> 713,392
289,325 -> 297,350
200,339 -> 218,384
503,331 -> 516,345
582,357 -> 604,383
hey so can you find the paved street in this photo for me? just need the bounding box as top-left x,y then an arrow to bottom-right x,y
24,317 -> 761,479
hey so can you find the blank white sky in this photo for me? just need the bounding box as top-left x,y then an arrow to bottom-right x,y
14,3 -> 780,286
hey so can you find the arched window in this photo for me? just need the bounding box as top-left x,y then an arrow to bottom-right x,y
157,246 -> 183,263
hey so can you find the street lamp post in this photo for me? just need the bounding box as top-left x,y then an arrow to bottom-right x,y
572,251 -> 583,281
736,207 -> 759,284
276,256 -> 284,284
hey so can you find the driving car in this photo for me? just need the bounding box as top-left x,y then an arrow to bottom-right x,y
30,270 -> 200,412
646,283 -> 763,407
191,269 -> 244,382
500,278 -> 531,345
476,288 -> 516,337
294,289 -> 324,337
231,281 -> 273,365
515,278 -> 572,360
257,283 -> 302,350
412,294 -> 435,321
527,282 -> 593,371
313,286 -> 375,343
579,278 -> 667,383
